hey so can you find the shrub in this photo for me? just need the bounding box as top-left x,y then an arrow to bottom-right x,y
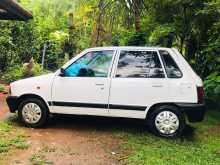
1,63 -> 50,83
0,84 -> 5,93
1,65 -> 25,83
23,63 -> 49,78
127,32 -> 146,46
204,72 -> 220,102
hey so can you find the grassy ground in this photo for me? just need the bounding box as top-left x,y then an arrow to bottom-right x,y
116,109 -> 220,165
0,116 -> 29,164
0,102 -> 219,165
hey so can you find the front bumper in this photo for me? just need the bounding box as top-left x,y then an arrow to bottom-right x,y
177,103 -> 206,122
6,96 -> 18,113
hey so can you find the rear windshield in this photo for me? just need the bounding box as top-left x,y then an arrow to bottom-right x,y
159,50 -> 182,78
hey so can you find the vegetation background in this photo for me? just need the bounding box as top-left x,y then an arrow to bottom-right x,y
0,0 -> 219,102
0,1 -> 220,164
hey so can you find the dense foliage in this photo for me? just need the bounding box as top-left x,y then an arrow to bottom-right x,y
204,72 -> 220,101
0,0 -> 219,101
1,63 -> 49,83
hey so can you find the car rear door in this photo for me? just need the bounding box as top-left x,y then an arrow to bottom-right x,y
108,49 -> 169,119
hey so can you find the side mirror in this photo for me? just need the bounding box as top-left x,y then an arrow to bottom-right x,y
59,68 -> 65,77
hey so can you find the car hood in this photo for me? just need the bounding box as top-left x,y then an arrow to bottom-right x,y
11,73 -> 55,87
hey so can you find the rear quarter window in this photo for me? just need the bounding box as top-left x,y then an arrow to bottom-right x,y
159,50 -> 183,78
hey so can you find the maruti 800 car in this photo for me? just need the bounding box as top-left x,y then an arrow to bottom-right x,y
6,47 -> 206,137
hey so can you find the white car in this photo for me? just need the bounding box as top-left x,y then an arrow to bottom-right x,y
6,47 -> 206,137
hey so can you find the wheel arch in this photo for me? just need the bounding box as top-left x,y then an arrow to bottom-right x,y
146,103 -> 180,120
17,94 -> 50,112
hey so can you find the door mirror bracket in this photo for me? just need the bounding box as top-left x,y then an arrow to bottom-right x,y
59,68 -> 65,77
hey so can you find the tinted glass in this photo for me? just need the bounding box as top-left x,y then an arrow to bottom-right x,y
116,51 -> 165,78
159,50 -> 182,78
65,50 -> 114,77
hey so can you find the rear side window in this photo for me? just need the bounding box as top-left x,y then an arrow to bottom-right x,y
159,50 -> 182,78
115,51 -> 165,78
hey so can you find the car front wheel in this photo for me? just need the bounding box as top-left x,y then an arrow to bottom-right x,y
18,98 -> 48,128
148,105 -> 185,138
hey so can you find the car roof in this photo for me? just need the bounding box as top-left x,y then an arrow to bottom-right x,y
85,46 -> 172,51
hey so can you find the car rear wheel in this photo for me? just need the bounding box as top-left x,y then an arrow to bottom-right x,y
148,105 -> 185,138
18,98 -> 48,128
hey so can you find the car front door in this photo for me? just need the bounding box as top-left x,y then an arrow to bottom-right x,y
50,50 -> 115,116
109,49 -> 169,119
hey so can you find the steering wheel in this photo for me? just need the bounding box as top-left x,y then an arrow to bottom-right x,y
77,68 -> 95,77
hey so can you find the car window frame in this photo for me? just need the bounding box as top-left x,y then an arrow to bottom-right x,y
112,49 -> 167,79
159,50 -> 183,79
63,50 -> 116,78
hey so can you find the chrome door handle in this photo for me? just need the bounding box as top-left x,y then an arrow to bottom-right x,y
152,85 -> 163,87
95,83 -> 104,86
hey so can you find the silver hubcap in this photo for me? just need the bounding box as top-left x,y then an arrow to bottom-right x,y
155,111 -> 179,135
22,103 -> 42,124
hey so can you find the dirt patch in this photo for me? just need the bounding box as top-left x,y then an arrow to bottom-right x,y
0,94 -> 10,120
205,123 -> 220,136
12,122 -> 122,165
10,126 -> 121,165
0,93 -> 122,165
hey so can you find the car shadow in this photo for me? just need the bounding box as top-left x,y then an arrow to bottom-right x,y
8,113 -> 196,140
48,114 -> 147,132
47,114 -> 196,140
181,124 -> 196,140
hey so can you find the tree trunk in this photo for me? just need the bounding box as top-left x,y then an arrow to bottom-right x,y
134,13 -> 141,32
180,36 -> 185,55
133,0 -> 142,32
166,32 -> 175,48
185,36 -> 197,61
126,0 -> 142,32
91,0 -> 104,47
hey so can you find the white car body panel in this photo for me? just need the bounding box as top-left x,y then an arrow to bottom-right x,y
9,47 -> 203,119
51,77 -> 111,116
10,73 -> 54,105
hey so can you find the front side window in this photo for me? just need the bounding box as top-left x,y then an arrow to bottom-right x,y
159,50 -> 182,78
115,51 -> 165,78
65,50 -> 114,77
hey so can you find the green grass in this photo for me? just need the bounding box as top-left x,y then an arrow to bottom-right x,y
0,115 -> 29,163
0,84 -> 5,93
30,154 -> 47,165
29,146 -> 56,165
116,109 -> 220,165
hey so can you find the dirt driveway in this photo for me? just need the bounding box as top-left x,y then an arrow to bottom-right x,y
0,92 -> 124,165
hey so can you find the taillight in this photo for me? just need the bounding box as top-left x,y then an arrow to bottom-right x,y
197,86 -> 205,104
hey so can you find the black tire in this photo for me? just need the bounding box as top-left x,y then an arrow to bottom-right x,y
148,105 -> 185,138
18,98 -> 49,128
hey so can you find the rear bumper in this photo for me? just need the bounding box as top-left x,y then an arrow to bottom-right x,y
6,96 -> 18,113
177,103 -> 206,122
